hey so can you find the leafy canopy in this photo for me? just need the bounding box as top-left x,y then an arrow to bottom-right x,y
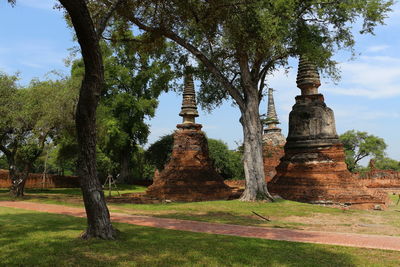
121,0 -> 393,109
339,130 -> 387,172
0,72 -> 78,174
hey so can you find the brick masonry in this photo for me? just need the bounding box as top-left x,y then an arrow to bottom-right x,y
146,124 -> 233,201
0,169 -> 79,188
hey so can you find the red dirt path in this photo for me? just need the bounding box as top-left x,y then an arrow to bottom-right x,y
1,201 -> 400,252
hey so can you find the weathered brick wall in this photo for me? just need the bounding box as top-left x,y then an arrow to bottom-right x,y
357,169 -> 400,193
0,169 -> 79,188
224,179 -> 245,188
263,144 -> 285,182
146,124 -> 233,201
269,144 -> 388,209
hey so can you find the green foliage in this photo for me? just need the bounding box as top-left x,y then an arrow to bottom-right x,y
124,0 -> 393,109
130,146 -> 155,181
52,136 -> 79,175
146,134 -> 244,180
374,157 -> 400,171
145,134 -> 174,171
88,25 -> 175,183
340,130 -> 387,172
0,155 -> 7,169
207,139 -> 244,180
96,147 -> 117,182
0,71 -> 78,180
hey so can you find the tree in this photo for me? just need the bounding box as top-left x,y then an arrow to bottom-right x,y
0,73 -> 75,196
340,130 -> 387,172
207,139 -> 244,180
58,0 -> 124,239
374,157 -> 400,171
118,0 -> 393,201
96,29 -> 174,183
145,134 -> 174,171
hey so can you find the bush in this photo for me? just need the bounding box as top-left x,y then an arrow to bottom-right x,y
145,134 -> 174,171
207,139 -> 244,180
374,157 -> 400,171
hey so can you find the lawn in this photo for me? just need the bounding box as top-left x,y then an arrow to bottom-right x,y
1,187 -> 400,236
0,206 -> 399,267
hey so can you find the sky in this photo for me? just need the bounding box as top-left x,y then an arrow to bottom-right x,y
0,1 -> 399,163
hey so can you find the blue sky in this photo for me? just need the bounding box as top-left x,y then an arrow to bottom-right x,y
1,1 -> 399,163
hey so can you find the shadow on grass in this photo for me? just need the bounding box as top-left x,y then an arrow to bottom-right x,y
153,211 -> 273,226
0,207 -> 365,267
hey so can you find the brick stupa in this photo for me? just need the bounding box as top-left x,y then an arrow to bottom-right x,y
263,88 -> 286,182
268,57 -> 388,209
146,73 -> 232,201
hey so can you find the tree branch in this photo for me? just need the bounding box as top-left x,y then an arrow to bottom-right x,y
354,153 -> 369,165
96,0 -> 126,37
258,70 -> 267,102
237,50 -> 257,102
127,15 -> 246,110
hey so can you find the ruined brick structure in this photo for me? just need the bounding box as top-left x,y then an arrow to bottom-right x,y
358,161 -> 400,193
0,169 -> 79,188
262,88 -> 286,182
146,73 -> 232,201
269,57 -> 388,209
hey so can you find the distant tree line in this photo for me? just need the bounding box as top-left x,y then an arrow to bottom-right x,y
339,130 -> 400,173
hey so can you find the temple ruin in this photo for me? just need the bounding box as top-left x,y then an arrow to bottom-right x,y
146,72 -> 232,201
268,57 -> 388,209
262,88 -> 286,182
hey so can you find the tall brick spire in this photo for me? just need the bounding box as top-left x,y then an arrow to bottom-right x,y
266,88 -> 279,129
179,72 -> 199,124
296,56 -> 321,95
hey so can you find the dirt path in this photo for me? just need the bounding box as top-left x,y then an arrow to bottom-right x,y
1,201 -> 400,252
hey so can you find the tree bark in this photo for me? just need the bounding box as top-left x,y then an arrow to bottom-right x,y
119,147 -> 132,183
239,88 -> 274,201
59,0 -> 117,239
9,168 -> 25,197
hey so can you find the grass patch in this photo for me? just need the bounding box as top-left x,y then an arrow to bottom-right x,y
0,185 -> 146,206
107,197 -> 400,236
1,206 -> 399,266
1,187 -> 400,236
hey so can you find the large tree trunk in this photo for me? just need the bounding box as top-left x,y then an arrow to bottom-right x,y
9,162 -> 31,197
6,153 -> 24,197
239,93 -> 274,201
59,0 -> 116,239
9,170 -> 25,197
118,147 -> 132,183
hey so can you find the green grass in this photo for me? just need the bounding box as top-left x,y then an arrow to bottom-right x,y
0,185 -> 146,203
106,195 -> 400,236
0,207 -> 399,267
0,184 -> 146,195
1,187 -> 400,236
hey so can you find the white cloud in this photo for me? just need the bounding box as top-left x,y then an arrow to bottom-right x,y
19,61 -> 45,69
334,105 -> 400,120
324,56 -> 400,98
366,45 -> 390,52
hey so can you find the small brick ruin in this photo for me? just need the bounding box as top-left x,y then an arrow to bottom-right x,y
359,161 -> 400,193
268,57 -> 388,209
0,169 -> 79,188
146,73 -> 232,201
